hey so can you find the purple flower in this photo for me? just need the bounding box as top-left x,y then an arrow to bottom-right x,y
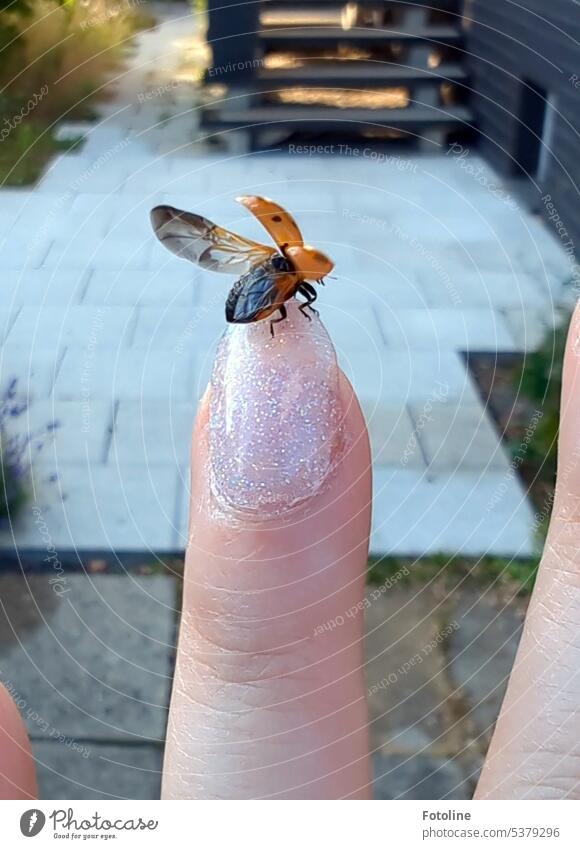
0,378 -> 57,524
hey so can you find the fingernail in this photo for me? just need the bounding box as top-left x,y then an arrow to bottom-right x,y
209,299 -> 342,514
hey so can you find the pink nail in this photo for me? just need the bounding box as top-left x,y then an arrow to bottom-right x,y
209,299 -> 342,514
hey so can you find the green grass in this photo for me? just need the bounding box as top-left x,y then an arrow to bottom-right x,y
0,0 -> 157,186
368,553 -> 540,596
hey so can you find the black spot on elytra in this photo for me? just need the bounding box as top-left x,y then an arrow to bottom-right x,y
272,215 -> 283,222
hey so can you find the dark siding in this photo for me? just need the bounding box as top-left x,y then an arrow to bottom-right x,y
206,0 -> 259,81
465,0 -> 580,246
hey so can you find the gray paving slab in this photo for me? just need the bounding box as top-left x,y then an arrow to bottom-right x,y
361,402 -> 426,469
514,219 -> 574,283
0,232 -> 52,269
132,306 -> 225,350
37,154 -> 131,193
108,209 -> 166,245
84,269 -> 195,308
317,304 -> 385,355
410,401 -> 511,472
502,306 -> 553,350
342,350 -> 481,408
419,270 -> 551,311
365,591 -> 464,755
7,307 -> 136,350
393,211 -> 518,247
371,467 -> 535,557
112,401 -> 194,468
55,349 -> 198,403
442,240 -> 545,276
0,269 -> 89,309
318,264 -> 430,311
447,588 -> 524,746
5,462 -> 182,550
68,192 -> 128,231
0,188 -> 32,232
45,228 -> 117,261
0,193 -> 71,230
12,209 -> 113,249
122,158 -> 186,194
0,346 -> 61,401
8,400 -> 113,466
373,753 -> 471,800
44,234 -> 153,270
377,307 -> 516,351
0,574 -> 175,741
0,308 -> 21,344
33,741 -> 162,800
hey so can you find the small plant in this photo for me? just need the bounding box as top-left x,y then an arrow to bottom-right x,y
500,310 -> 570,540
0,379 -> 59,526
0,439 -> 29,525
517,314 -> 568,479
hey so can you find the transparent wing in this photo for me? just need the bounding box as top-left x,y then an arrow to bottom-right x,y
150,205 -> 277,274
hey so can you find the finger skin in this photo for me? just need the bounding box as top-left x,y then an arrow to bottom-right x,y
162,374 -> 373,799
0,684 -> 37,799
476,303 -> 580,799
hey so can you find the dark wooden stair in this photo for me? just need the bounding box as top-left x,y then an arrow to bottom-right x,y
256,62 -> 467,88
202,1 -> 473,151
259,25 -> 463,46
202,104 -> 472,130
261,0 -> 460,7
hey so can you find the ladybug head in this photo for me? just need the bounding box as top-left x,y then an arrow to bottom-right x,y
284,245 -> 334,281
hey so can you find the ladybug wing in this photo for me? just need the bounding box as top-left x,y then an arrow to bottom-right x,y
226,265 -> 296,323
236,196 -> 304,251
150,205 -> 276,274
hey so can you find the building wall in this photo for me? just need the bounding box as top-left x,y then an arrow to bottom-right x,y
465,0 -> 580,250
206,0 -> 258,81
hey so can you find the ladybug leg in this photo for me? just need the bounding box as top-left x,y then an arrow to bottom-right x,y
269,303 -> 287,337
299,282 -> 319,316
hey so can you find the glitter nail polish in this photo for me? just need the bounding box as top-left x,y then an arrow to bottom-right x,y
209,299 -> 342,514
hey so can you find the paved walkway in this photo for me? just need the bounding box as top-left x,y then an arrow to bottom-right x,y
0,572 -> 523,799
0,4 -> 572,558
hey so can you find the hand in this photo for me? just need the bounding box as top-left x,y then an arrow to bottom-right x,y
162,301 -> 373,799
0,300 -> 374,801
4,300 -> 580,800
475,300 -> 580,799
164,298 -> 580,799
